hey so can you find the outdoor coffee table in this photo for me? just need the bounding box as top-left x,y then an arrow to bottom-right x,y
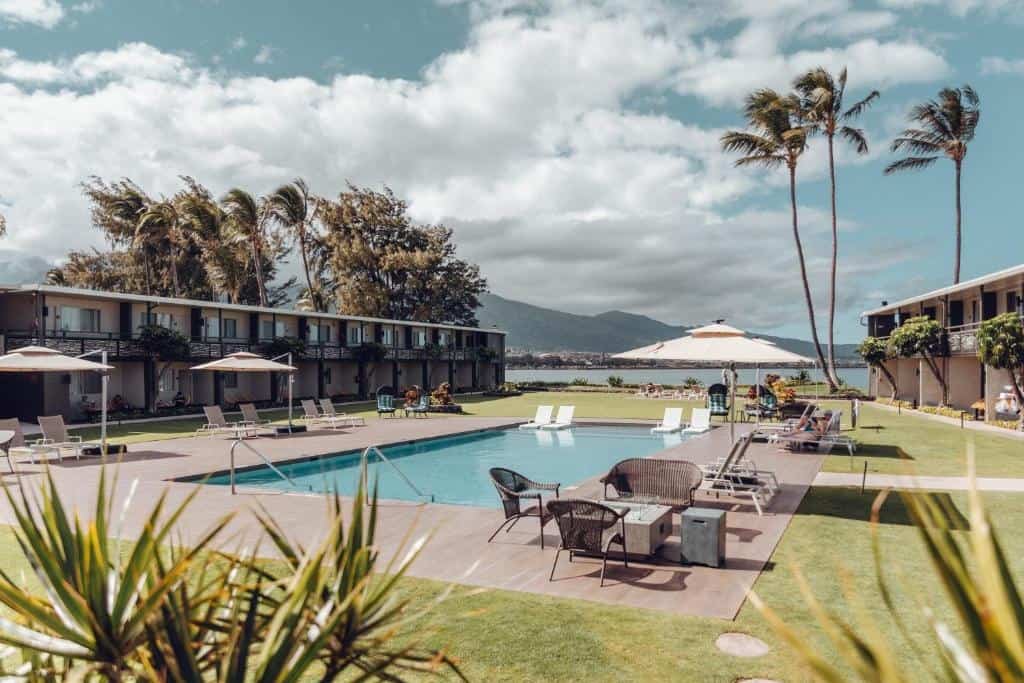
603,501 -> 673,558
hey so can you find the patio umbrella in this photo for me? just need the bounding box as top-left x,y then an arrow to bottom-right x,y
614,323 -> 813,439
0,345 -> 115,450
191,352 -> 298,429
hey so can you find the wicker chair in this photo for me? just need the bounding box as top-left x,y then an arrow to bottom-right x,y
546,499 -> 629,586
488,468 -> 560,549
600,458 -> 703,508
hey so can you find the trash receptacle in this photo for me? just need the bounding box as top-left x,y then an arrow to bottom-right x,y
680,507 -> 726,567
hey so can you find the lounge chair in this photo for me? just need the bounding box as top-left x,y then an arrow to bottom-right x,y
376,393 -> 397,418
651,407 -> 684,434
706,383 -> 730,418
239,403 -> 276,435
488,467 -> 560,549
600,457 -> 702,507
0,418 -> 60,468
698,434 -> 775,516
404,394 -> 430,418
195,406 -> 256,439
744,387 -> 778,421
540,405 -> 574,430
37,415 -> 101,459
519,405 -> 554,430
683,408 -> 712,434
755,403 -> 815,439
301,399 -> 349,431
771,411 -> 856,456
319,398 -> 366,427
546,499 -> 628,586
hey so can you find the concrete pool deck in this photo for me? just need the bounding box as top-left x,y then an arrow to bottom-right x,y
0,416 -> 824,620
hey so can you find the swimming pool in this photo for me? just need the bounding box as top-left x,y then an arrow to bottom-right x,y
205,426 -> 690,507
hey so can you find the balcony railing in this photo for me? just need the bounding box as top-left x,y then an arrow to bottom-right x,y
1,331 -> 500,364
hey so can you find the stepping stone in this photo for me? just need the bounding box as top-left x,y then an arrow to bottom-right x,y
715,632 -> 771,658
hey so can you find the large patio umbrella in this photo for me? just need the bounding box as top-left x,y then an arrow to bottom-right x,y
0,345 -> 115,450
191,351 -> 298,429
614,323 -> 813,439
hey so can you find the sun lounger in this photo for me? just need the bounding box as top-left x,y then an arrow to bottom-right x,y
195,406 -> 257,438
238,403 -> 278,436
319,398 -> 366,426
755,403 -> 815,438
698,434 -> 775,516
771,411 -> 856,456
683,408 -> 711,434
651,407 -> 684,434
301,399 -> 349,430
519,405 -> 554,430
540,405 -> 575,430
404,395 -> 430,418
0,418 -> 61,468
36,415 -> 101,459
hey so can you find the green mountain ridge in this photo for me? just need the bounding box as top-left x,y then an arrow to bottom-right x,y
476,293 -> 860,360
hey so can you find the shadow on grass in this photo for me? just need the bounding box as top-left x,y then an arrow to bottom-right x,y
852,444 -> 914,461
798,487 -> 968,528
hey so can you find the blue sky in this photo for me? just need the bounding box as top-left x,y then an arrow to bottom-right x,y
0,0 -> 1022,342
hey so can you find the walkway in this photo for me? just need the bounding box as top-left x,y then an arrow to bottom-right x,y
814,471 -> 1024,492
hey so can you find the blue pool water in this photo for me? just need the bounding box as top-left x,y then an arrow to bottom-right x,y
206,426 -> 688,507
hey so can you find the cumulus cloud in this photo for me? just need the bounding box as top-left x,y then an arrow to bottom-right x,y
253,45 -> 278,65
0,1 -> 939,333
980,56 -> 1024,75
0,0 -> 63,28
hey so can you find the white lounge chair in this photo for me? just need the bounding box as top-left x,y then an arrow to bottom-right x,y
195,405 -> 257,439
683,408 -> 711,434
698,435 -> 775,516
319,398 -> 366,427
238,403 -> 277,436
301,399 -> 349,431
519,405 -> 554,430
651,407 -> 684,434
540,405 -> 575,430
37,415 -> 101,459
0,418 -> 61,467
771,411 -> 856,456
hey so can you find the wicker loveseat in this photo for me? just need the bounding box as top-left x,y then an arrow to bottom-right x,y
599,458 -> 703,508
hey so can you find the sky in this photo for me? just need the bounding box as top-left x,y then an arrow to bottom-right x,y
0,0 -> 1021,342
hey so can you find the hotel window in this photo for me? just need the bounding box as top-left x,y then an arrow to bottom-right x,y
59,306 -> 101,333
347,325 -> 362,345
1007,291 -> 1020,316
204,317 -> 220,339
381,326 -> 393,346
414,329 -> 427,347
309,321 -> 331,344
223,318 -> 237,339
260,320 -> 285,339
158,370 -> 177,394
139,311 -> 174,330
438,331 -> 450,347
223,372 -> 238,389
80,372 -> 102,394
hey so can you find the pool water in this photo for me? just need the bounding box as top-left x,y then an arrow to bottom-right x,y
206,426 -> 689,507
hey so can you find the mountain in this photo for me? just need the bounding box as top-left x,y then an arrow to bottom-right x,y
476,292 -> 860,360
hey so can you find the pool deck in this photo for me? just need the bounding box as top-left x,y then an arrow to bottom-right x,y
0,416 -> 824,620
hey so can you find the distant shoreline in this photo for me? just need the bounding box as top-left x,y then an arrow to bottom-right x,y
506,362 -> 867,370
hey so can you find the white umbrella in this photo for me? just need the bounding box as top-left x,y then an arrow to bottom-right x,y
615,323 -> 813,439
0,345 -> 114,451
191,352 -> 298,429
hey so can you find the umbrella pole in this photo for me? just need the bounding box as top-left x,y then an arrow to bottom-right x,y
101,350 -> 108,454
755,363 -> 761,432
287,352 -> 293,432
729,362 -> 736,442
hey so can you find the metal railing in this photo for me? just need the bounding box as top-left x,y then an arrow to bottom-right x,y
229,438 -> 299,494
361,445 -> 434,503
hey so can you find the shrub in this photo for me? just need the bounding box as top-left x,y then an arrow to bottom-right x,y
570,377 -> 589,386
788,369 -> 811,384
607,375 -> 625,388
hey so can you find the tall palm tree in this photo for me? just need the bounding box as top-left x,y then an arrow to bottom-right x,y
135,202 -> 178,296
885,85 -> 980,284
270,178 -> 323,311
222,188 -> 271,307
721,89 -> 832,381
795,67 -> 879,387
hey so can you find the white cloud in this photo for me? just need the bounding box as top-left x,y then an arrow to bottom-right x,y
0,2 -> 936,334
230,35 -> 247,51
0,0 -> 63,27
878,0 -> 1020,16
253,45 -> 277,65
980,56 -> 1024,75
71,0 -> 101,13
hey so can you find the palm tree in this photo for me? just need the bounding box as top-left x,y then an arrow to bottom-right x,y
270,178 -> 323,311
885,85 -> 980,284
721,89 -> 832,383
137,201 -> 184,296
795,67 -> 879,388
222,188 -> 271,307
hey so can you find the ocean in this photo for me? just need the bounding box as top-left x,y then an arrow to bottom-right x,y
505,366 -> 868,389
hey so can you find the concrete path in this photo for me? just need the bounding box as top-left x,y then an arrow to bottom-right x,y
814,471 -> 1024,492
867,401 -> 1024,441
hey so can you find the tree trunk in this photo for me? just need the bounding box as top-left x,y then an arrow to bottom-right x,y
826,134 -> 840,388
298,226 -> 317,312
788,165 -> 833,389
954,161 -> 962,285
251,233 -> 267,307
923,353 -> 948,406
1008,365 -> 1024,431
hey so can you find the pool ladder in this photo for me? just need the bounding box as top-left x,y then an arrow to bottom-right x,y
228,439 -> 298,494
361,446 -> 435,503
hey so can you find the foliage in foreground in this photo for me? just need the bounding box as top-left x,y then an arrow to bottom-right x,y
754,447 -> 1024,681
0,466 -> 460,681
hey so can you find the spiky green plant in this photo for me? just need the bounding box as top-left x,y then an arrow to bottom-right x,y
753,446 -> 1024,681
